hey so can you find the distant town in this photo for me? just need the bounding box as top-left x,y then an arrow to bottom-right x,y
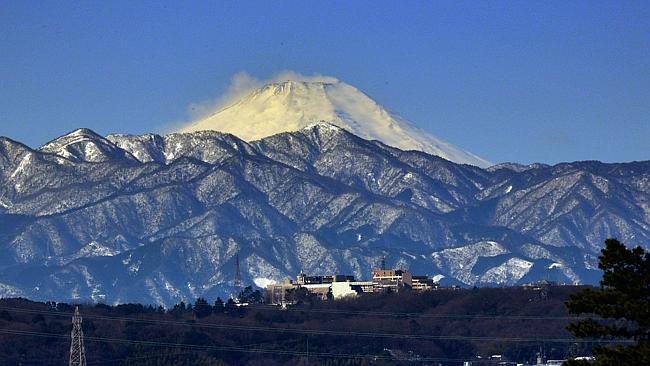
264,265 -> 565,308
267,266 -> 455,306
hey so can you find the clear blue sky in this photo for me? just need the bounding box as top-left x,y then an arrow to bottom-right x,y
1,1 -> 648,164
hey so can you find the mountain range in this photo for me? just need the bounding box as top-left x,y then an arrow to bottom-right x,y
1,124 -> 648,305
0,80 -> 648,306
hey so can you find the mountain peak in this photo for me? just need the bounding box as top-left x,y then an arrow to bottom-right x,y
266,79 -> 335,90
68,128 -> 102,137
39,128 -> 136,163
180,78 -> 491,167
301,121 -> 345,133
249,80 -> 334,103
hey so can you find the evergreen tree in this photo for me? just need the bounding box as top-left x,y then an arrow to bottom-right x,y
213,297 -> 225,313
565,238 -> 650,365
193,297 -> 212,318
224,297 -> 246,317
170,301 -> 187,316
224,298 -> 238,312
238,286 -> 264,304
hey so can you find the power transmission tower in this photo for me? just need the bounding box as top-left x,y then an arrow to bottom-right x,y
69,306 -> 87,366
234,253 -> 243,292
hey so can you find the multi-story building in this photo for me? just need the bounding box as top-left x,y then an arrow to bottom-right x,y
296,271 -> 354,285
411,275 -> 437,291
266,279 -> 298,305
301,283 -> 332,300
268,272 -> 362,304
267,269 -> 437,304
372,269 -> 412,292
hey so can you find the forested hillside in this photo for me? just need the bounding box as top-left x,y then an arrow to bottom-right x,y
0,286 -> 592,365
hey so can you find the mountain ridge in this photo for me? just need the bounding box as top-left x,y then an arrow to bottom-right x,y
0,125 -> 647,305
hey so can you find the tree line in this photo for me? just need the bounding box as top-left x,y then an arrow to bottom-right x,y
0,239 -> 646,365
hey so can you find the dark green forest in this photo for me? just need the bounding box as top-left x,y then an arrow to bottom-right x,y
0,286 -> 594,365
564,239 -> 650,366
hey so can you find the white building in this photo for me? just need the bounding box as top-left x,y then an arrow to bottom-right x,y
331,281 -> 374,299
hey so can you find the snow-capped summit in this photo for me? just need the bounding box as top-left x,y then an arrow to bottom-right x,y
180,79 -> 491,167
40,128 -> 137,163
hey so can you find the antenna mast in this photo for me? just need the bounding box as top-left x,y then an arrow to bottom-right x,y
234,253 -> 243,291
69,306 -> 87,366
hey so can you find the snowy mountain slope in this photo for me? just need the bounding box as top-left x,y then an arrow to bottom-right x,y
107,131 -> 259,164
474,161 -> 650,252
0,126 -> 647,305
252,124 -> 490,213
180,80 -> 492,167
40,128 -> 139,163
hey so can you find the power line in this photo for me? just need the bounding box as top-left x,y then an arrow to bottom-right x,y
85,351 -> 203,365
247,304 -> 588,320
14,351 -> 202,366
0,303 -> 588,321
0,328 -> 547,364
0,306 -> 631,344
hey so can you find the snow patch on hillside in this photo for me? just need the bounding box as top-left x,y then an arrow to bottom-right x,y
74,241 -> 119,259
253,277 -> 277,288
480,258 -> 533,285
431,241 -> 509,285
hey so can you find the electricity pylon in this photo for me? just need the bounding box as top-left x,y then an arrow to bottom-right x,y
69,306 -> 87,366
234,253 -> 243,292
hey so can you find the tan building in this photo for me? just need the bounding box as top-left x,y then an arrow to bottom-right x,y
411,275 -> 436,291
372,269 -> 412,292
267,272 -> 361,304
266,279 -> 297,305
268,270 -> 434,304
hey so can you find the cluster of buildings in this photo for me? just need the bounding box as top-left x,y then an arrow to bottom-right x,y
267,268 -> 439,305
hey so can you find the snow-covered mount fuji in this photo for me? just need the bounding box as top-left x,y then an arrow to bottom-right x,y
180,80 -> 492,168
